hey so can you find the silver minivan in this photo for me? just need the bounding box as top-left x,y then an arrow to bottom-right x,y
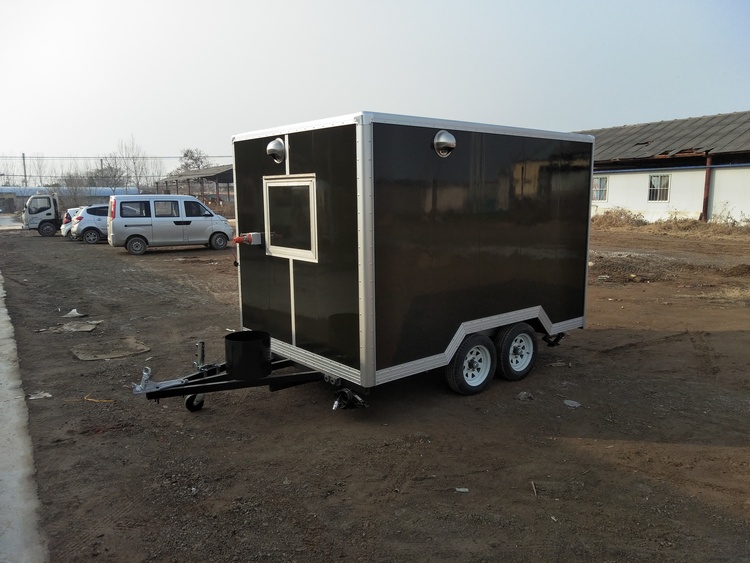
107,194 -> 234,255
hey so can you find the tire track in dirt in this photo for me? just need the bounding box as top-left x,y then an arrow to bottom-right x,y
51,495 -> 146,557
687,330 -> 720,379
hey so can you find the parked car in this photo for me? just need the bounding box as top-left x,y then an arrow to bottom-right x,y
60,207 -> 82,238
70,204 -> 109,244
107,195 -> 234,255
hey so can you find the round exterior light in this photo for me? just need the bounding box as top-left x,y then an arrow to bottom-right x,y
266,138 -> 286,164
433,130 -> 456,158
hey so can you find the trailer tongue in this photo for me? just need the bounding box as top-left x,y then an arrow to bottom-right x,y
134,112 -> 594,411
132,338 -> 366,410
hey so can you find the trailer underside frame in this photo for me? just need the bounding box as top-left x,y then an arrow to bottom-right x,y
135,358 -> 324,400
132,340 -> 370,410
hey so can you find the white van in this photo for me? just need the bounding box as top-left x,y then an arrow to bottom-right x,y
107,194 -> 234,255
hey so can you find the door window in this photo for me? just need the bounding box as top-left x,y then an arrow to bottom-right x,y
185,200 -> 210,217
28,196 -> 51,214
154,200 -> 179,217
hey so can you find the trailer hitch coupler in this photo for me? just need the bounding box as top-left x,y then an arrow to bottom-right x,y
133,367 -> 152,394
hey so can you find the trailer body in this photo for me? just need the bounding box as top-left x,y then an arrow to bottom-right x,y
232,112 -> 593,392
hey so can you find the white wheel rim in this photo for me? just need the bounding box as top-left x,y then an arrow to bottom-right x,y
462,345 -> 492,387
508,333 -> 533,372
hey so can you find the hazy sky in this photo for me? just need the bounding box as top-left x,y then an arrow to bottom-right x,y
2,0 -> 749,162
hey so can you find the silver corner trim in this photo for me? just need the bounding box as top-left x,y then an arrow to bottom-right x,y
271,338 -> 361,385
550,317 -> 584,333
375,307 -> 582,385
233,112 -> 595,144
356,119 -> 377,388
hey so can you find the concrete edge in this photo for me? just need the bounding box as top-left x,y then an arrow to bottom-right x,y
0,268 -> 48,562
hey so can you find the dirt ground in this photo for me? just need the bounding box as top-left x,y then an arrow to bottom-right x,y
1,222 -> 749,562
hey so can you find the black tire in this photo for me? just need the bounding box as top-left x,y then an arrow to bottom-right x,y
126,236 -> 147,255
185,394 -> 205,412
495,323 -> 537,381
445,334 -> 496,395
209,232 -> 228,250
38,222 -> 56,237
82,229 -> 100,244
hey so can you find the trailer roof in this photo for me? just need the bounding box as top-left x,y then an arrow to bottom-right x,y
232,112 -> 594,144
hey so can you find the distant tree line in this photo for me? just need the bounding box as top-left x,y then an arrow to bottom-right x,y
0,140 -> 219,195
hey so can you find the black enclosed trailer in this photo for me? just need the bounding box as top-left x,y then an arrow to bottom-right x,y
135,112 -> 593,408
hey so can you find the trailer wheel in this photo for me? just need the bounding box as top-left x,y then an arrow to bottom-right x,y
495,323 -> 537,381
38,222 -> 57,237
185,394 -> 205,412
126,236 -> 147,255
446,334 -> 496,395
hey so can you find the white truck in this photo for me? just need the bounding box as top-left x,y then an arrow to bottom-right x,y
21,192 -> 63,236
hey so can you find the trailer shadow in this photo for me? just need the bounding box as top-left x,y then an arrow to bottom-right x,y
326,326 -> 750,450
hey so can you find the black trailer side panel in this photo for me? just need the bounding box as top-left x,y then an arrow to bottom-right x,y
372,123 -> 591,370
233,125 -> 360,368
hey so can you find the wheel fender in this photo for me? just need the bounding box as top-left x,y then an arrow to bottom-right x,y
127,234 -> 149,245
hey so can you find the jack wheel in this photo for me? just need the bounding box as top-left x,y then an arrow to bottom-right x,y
185,394 -> 205,412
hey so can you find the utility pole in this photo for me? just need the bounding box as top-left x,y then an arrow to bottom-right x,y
22,153 -> 27,187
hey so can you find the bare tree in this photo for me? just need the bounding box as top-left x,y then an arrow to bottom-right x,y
111,136 -> 165,192
116,136 -> 148,191
96,154 -> 127,193
148,158 -> 164,190
1,139 -> 165,195
170,148 -> 215,175
0,153 -> 19,186
29,153 -> 49,187
58,159 -> 95,205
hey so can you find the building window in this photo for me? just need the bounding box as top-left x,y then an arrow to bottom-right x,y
592,176 -> 608,201
648,174 -> 670,202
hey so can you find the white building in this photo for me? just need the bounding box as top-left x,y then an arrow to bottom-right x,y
582,111 -> 750,222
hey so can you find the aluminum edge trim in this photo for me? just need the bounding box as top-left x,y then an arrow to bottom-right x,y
271,338 -> 361,384
233,113 -> 365,143
356,112 -> 594,143
357,119 -> 377,387
232,146 -> 244,329
233,112 -> 594,145
374,308 -> 584,385
552,317 -> 585,333
583,140 -> 595,329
